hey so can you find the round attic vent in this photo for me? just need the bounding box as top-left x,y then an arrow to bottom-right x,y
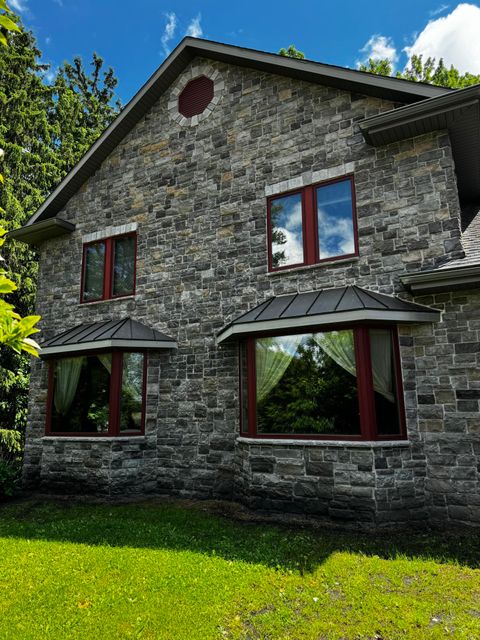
178,75 -> 214,118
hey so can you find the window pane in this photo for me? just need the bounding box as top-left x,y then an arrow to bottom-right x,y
256,331 -> 361,436
120,353 -> 144,431
370,329 -> 401,435
83,242 -> 105,301
113,236 -> 135,297
270,193 -> 304,268
240,343 -> 249,434
51,355 -> 111,433
316,179 -> 355,259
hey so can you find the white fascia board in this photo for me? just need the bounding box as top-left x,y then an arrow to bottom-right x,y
216,309 -> 441,343
41,339 -> 178,357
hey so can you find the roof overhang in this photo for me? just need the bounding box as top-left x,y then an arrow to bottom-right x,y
217,286 -> 441,343
359,85 -> 480,202
217,309 -> 441,343
20,38 -> 448,233
40,318 -> 177,358
8,218 -> 75,245
41,338 -> 177,358
401,264 -> 480,293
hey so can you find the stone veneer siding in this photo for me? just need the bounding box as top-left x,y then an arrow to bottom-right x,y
22,56 -> 480,527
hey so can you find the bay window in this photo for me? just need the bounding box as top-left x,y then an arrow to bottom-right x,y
267,176 -> 358,271
240,326 -> 405,440
81,233 -> 136,303
46,351 -> 146,436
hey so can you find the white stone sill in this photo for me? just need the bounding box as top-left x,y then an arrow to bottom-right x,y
237,437 -> 410,448
267,256 -> 359,277
42,436 -> 146,443
78,295 -> 137,307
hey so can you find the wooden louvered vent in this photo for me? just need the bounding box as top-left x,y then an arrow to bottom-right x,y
178,76 -> 214,117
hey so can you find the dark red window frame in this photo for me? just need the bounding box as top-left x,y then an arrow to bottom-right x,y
267,175 -> 359,272
239,324 -> 406,441
45,350 -> 148,437
80,232 -> 137,304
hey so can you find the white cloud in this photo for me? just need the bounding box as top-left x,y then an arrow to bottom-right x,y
430,3 -> 450,16
284,202 -> 302,232
272,227 -> 304,266
52,0 -> 63,6
8,0 -> 28,12
161,12 -> 177,56
404,3 -> 480,74
185,14 -> 203,38
357,34 -> 398,67
43,66 -> 57,84
318,209 -> 355,257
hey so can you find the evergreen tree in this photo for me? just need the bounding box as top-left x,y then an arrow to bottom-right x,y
0,13 -> 121,434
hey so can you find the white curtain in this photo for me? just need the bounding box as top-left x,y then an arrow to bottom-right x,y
370,330 -> 395,403
314,329 -> 394,403
314,330 -> 357,378
54,357 -> 85,416
256,335 -> 303,401
97,354 -> 112,374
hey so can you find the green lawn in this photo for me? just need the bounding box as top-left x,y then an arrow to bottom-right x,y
0,499 -> 479,639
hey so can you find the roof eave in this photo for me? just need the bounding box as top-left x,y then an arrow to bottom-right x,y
359,85 -> 480,146
8,218 -> 75,245
40,338 -> 178,358
217,308 -> 441,344
401,264 -> 480,293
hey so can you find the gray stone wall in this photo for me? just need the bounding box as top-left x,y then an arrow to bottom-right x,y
234,440 -> 427,527
408,288 -> 480,527
22,56 -> 479,527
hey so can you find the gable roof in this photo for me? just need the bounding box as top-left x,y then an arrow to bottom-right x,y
216,285 -> 440,342
22,37 -> 449,231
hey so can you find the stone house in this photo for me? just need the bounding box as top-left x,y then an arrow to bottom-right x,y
12,38 -> 480,528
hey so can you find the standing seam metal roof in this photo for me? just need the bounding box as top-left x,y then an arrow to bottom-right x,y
41,318 -> 176,354
217,285 -> 440,342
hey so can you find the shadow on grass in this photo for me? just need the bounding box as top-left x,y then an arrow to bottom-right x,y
0,497 -> 479,573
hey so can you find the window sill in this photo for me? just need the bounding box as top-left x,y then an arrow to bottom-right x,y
42,435 -> 146,442
267,256 -> 359,277
236,437 -> 409,448
78,295 -> 137,307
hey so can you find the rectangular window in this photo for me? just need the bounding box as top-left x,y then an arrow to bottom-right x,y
267,176 -> 357,271
47,351 -> 146,436
83,242 -> 106,302
240,326 -> 405,441
81,233 -> 136,303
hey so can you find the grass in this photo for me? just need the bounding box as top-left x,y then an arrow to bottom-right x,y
0,499 -> 479,639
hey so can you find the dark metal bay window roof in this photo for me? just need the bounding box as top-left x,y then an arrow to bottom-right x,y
40,318 -> 177,357
217,285 -> 440,342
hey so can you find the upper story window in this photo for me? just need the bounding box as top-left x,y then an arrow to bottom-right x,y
267,176 -> 358,272
81,233 -> 136,303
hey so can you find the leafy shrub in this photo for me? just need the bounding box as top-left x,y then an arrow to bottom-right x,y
0,428 -> 22,498
0,459 -> 20,497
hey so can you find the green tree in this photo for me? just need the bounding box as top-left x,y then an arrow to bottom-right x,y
0,7 -> 121,434
359,53 -> 480,89
279,45 -> 305,60
358,58 -> 393,77
52,53 -> 121,175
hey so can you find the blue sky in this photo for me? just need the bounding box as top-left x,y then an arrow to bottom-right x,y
11,1 -> 480,104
